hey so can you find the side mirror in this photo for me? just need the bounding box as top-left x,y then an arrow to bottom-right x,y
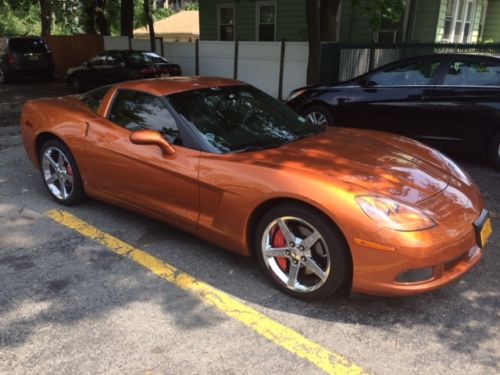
358,77 -> 370,87
129,129 -> 176,156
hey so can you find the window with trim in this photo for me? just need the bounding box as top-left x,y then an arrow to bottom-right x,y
368,60 -> 441,86
217,4 -> 234,41
443,0 -> 477,43
256,1 -> 276,41
444,60 -> 500,86
109,90 -> 182,144
80,86 -> 110,113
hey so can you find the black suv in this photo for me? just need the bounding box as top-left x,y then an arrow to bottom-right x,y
0,37 -> 55,83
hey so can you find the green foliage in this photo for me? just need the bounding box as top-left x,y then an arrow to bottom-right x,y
0,2 -> 41,36
183,1 -> 199,11
354,0 -> 406,33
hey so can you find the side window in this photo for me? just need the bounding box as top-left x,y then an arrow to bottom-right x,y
108,90 -> 182,144
88,54 -> 106,67
106,52 -> 124,66
444,60 -> 500,86
369,60 -> 441,86
80,86 -> 110,113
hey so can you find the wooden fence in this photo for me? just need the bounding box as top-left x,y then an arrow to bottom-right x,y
43,34 -> 105,79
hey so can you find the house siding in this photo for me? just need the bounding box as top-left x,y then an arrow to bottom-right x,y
409,0 -> 441,42
199,0 -> 307,41
483,0 -> 500,41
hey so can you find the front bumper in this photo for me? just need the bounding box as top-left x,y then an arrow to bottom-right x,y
350,182 -> 488,296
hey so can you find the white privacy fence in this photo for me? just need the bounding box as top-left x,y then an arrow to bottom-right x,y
103,36 -> 308,99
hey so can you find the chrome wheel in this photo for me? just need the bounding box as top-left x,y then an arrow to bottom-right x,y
42,146 -> 74,200
261,216 -> 331,293
306,111 -> 328,126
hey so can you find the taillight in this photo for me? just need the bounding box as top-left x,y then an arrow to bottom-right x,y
7,53 -> 15,65
140,67 -> 155,74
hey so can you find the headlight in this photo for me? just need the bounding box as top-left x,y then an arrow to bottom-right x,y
287,89 -> 306,101
355,196 -> 436,231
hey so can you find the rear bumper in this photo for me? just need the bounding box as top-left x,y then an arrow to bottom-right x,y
4,63 -> 55,77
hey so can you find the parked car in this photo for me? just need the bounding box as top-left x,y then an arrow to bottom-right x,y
287,53 -> 500,169
20,77 -> 492,300
0,37 -> 54,83
65,50 -> 182,92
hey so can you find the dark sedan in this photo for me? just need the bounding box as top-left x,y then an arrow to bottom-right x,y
287,54 -> 500,169
66,50 -> 181,93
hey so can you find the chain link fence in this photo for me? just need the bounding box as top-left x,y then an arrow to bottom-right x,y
320,42 -> 500,84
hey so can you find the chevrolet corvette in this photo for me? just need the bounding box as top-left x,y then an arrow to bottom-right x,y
21,77 -> 492,300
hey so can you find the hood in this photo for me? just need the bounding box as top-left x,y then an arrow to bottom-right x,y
248,128 -> 451,205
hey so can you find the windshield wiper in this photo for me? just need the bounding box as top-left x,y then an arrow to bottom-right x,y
230,144 -> 283,153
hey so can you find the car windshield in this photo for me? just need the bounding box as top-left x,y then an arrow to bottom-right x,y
9,39 -> 48,53
126,52 -> 166,64
167,85 -> 324,153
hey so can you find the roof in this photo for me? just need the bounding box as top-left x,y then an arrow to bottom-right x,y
115,76 -> 246,96
133,10 -> 199,37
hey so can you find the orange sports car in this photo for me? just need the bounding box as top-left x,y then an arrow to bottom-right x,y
21,77 -> 492,300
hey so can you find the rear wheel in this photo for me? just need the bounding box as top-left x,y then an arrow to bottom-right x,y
488,132 -> 500,169
255,203 -> 350,300
0,67 -> 10,84
40,139 -> 86,205
68,75 -> 82,93
301,104 -> 335,127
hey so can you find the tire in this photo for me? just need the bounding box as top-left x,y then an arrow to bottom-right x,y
300,104 -> 335,127
255,203 -> 350,300
68,75 -> 82,93
488,132 -> 500,169
39,139 -> 87,205
0,66 -> 10,84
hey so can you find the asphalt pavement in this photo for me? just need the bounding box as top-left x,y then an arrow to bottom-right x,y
0,82 -> 499,375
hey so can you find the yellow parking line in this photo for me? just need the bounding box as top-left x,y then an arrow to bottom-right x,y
46,209 -> 366,375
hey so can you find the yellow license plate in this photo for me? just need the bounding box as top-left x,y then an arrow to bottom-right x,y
480,217 -> 492,248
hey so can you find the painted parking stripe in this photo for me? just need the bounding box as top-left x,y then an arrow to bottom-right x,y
46,209 -> 366,375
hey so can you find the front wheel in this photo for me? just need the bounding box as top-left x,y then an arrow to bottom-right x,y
68,75 -> 82,93
255,203 -> 350,300
301,104 -> 335,127
40,139 -> 87,205
488,132 -> 500,170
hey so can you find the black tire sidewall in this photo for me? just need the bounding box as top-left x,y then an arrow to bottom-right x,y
301,104 -> 335,127
254,203 -> 350,300
69,76 -> 81,93
39,139 -> 86,205
488,132 -> 500,169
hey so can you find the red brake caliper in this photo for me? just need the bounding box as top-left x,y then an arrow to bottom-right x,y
272,226 -> 288,272
66,164 -> 73,176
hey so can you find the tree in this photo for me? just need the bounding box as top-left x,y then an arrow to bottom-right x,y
306,0 -> 320,85
306,0 -> 342,84
144,0 -> 156,52
121,0 -> 134,37
353,0 -> 406,41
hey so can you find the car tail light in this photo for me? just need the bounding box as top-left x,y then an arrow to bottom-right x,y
7,53 -> 15,65
140,67 -> 155,74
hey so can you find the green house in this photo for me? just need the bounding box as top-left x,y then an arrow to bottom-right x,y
199,0 -> 500,43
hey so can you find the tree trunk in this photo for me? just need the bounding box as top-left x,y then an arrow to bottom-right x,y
144,0 -> 156,52
95,0 -> 110,36
320,0 -> 341,42
306,0 -> 321,85
83,0 -> 97,34
39,0 -> 52,36
121,0 -> 134,37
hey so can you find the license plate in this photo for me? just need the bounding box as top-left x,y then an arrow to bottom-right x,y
26,53 -> 41,61
474,210 -> 492,248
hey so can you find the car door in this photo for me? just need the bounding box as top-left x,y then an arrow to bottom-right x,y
84,89 -> 200,231
80,54 -> 108,87
103,52 -> 128,84
342,57 -> 443,137
417,56 -> 500,154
